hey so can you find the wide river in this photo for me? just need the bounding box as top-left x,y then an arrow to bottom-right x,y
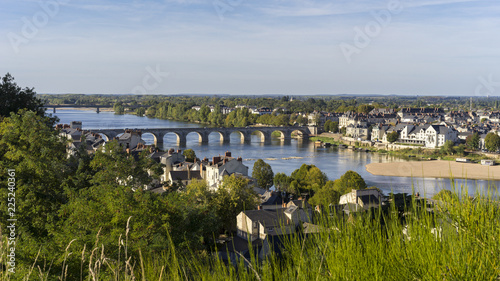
54,109 -> 499,198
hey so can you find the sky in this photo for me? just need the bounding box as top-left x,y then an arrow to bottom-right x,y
1,0 -> 499,96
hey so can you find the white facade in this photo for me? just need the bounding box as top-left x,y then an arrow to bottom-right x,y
205,158 -> 249,189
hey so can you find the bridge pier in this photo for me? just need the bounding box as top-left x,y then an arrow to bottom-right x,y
96,107 -> 100,113
199,132 -> 209,144
53,107 -> 56,113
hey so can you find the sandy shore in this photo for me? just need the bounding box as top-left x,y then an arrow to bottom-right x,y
366,160 -> 500,181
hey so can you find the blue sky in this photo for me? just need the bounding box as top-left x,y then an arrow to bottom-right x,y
1,0 -> 499,95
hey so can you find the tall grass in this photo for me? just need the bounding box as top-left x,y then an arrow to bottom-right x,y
1,189 -> 499,280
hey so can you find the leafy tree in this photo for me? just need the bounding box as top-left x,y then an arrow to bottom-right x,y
274,172 -> 291,192
309,180 -> 340,207
466,132 -> 480,150
0,73 -> 46,117
441,140 -> 455,155
484,132 -> 500,152
135,107 -> 146,116
113,102 -> 125,114
183,149 -> 197,162
387,131 -> 399,143
333,170 -> 367,195
0,110 -> 67,259
252,159 -> 274,189
213,174 -> 258,232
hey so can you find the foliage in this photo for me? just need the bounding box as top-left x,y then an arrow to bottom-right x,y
274,172 -> 291,192
5,188 -> 499,280
0,73 -> 46,118
212,174 -> 259,232
466,132 -> 480,150
308,180 -> 340,207
182,149 -> 197,162
387,131 -> 399,143
333,170 -> 367,195
484,132 -> 500,152
252,159 -> 274,189
0,110 -> 67,260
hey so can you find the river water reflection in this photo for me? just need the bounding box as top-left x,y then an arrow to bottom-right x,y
54,109 -> 499,198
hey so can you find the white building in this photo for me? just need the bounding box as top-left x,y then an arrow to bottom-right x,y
339,189 -> 382,210
204,151 -> 249,190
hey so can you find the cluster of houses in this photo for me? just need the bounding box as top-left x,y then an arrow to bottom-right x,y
311,108 -> 500,150
223,187 -> 385,261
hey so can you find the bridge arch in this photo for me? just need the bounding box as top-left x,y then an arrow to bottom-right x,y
291,129 -> 308,139
252,130 -> 271,144
230,130 -> 251,143
163,132 -> 184,146
141,132 -> 159,146
209,130 -> 230,143
186,131 -> 208,144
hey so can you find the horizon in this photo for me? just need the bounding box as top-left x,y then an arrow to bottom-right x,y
2,0 -> 500,96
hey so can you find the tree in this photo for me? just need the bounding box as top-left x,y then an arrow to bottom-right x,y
274,172 -> 291,192
0,73 -> 46,117
309,180 -> 340,207
333,170 -> 367,195
113,102 -> 125,114
466,132 -> 480,150
183,149 -> 197,162
252,159 -> 274,189
0,110 -> 67,260
441,140 -> 455,155
484,132 -> 500,152
387,131 -> 399,143
213,174 -> 258,232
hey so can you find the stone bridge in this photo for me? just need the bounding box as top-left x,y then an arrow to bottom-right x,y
89,126 -> 313,146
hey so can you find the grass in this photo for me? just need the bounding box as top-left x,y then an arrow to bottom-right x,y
1,186 -> 499,280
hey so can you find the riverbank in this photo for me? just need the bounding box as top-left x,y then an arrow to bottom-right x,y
366,160 -> 500,180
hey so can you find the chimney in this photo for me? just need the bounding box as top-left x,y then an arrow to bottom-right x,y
177,149 -> 182,154
225,151 -> 232,157
237,157 -> 242,162
258,205 -> 262,210
126,148 -> 130,154
187,167 -> 191,179
282,203 -> 287,208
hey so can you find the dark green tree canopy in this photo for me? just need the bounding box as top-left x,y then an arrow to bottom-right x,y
183,149 -> 197,162
0,73 -> 46,117
466,132 -> 480,150
387,131 -> 399,143
484,132 -> 500,152
252,159 -> 274,189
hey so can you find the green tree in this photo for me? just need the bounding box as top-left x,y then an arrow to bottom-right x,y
113,102 -> 125,114
183,149 -> 197,162
0,73 -> 46,117
387,131 -> 399,143
252,159 -> 274,189
274,172 -> 291,192
0,110 -> 67,260
213,174 -> 258,232
484,132 -> 500,152
466,132 -> 480,150
309,181 -> 340,207
333,170 -> 367,195
441,140 -> 455,155
135,107 -> 146,117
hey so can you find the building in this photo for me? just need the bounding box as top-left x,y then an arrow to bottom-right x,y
338,189 -> 382,210
203,151 -> 249,190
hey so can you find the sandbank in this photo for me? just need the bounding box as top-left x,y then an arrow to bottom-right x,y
366,160 -> 500,181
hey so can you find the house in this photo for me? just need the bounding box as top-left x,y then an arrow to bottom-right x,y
117,130 -> 145,150
338,189 -> 382,210
345,124 -> 370,140
204,151 -> 249,190
168,170 -> 203,186
424,125 -> 458,148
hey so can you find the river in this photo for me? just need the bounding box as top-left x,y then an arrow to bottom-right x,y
53,109 -> 499,198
